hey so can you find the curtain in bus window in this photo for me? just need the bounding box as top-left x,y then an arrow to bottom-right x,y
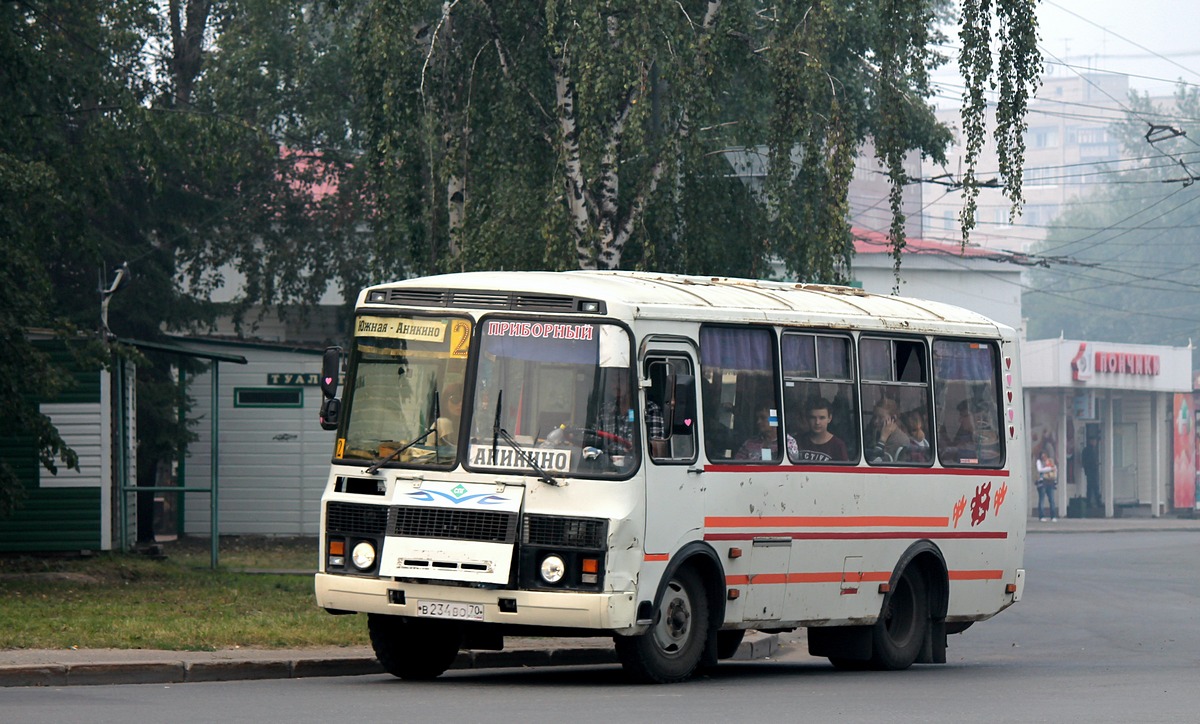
817,336 -> 852,378
932,341 -> 994,380
700,327 -> 774,370
781,335 -> 816,378
859,338 -> 892,380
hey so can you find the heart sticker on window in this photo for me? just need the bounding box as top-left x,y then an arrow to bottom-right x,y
684,418 -> 693,427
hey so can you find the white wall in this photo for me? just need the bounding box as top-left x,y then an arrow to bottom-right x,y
182,342 -> 336,537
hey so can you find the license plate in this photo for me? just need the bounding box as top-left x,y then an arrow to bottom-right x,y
415,599 -> 485,621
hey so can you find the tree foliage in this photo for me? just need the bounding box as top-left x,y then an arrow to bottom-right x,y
354,1 -> 1039,279
1,0 -> 369,511
2,1 -> 1041,512
1023,86 -> 1200,361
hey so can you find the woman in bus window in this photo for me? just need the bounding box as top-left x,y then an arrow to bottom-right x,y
866,397 -> 910,463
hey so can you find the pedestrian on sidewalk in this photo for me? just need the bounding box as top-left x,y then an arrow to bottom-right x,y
1036,451 -> 1058,521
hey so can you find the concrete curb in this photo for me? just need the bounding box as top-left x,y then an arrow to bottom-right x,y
0,632 -> 778,688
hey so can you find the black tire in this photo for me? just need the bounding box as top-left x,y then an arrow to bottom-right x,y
715,629 -> 746,660
367,614 -> 462,680
615,567 -> 710,684
870,567 -> 929,670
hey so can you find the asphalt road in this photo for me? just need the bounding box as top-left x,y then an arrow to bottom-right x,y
6,531 -> 1200,723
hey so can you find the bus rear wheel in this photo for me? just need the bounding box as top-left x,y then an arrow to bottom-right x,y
615,567 -> 710,684
367,614 -> 462,680
870,567 -> 929,670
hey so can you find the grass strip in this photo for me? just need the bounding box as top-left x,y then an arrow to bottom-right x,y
0,537 -> 366,651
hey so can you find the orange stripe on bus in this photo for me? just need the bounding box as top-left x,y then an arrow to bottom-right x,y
643,553 -> 670,562
705,515 -> 949,528
948,569 -> 1004,580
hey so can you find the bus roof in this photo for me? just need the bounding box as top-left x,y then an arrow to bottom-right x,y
364,271 -> 1012,338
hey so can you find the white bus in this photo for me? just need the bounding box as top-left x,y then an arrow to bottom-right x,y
314,271 -> 1026,683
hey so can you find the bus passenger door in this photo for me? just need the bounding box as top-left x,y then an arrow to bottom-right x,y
642,346 -> 702,557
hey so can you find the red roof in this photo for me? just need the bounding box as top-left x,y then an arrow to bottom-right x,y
851,228 -> 997,258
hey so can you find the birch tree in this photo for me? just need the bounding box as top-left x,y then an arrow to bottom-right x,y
355,0 -> 1040,278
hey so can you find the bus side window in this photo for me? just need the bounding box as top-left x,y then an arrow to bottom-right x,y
700,326 -> 778,463
782,332 -> 859,464
860,337 -> 932,466
644,357 -> 697,463
932,340 -> 1003,467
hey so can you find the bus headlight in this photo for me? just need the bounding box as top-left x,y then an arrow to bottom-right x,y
539,554 -> 566,584
351,541 -> 377,570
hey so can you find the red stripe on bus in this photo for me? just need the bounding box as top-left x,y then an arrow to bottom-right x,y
705,531 -> 1008,541
643,553 -> 670,562
725,570 -> 1003,586
704,464 -> 1008,477
706,515 -> 949,528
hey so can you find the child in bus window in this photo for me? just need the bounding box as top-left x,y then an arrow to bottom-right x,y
902,410 -> 930,462
795,397 -> 849,463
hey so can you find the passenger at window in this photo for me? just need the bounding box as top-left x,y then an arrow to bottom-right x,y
795,397 -> 849,463
435,382 -> 463,446
645,393 -> 667,458
902,410 -> 930,462
736,407 -> 799,462
594,373 -> 634,454
867,397 -> 911,463
949,399 -> 976,448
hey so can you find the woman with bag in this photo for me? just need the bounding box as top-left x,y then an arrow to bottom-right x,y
1035,451 -> 1058,521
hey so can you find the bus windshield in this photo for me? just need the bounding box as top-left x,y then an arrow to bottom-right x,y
338,314 -> 472,468
465,319 -> 636,478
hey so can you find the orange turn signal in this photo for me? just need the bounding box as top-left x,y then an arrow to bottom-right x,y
582,558 -> 599,574
328,540 -> 345,556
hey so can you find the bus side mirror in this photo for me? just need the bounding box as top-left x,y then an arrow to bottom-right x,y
319,398 -> 341,431
319,347 -> 342,431
321,347 -> 341,399
672,374 -> 696,435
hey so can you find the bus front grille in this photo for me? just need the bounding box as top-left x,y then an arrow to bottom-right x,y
523,515 -> 608,549
326,501 -> 389,537
389,506 -> 518,544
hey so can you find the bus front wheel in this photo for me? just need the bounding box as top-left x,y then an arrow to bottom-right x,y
870,566 -> 929,670
367,614 -> 462,680
615,567 -> 710,684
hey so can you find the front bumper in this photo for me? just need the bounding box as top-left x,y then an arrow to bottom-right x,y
315,573 -> 639,631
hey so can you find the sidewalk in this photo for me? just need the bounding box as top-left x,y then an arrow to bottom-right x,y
1026,514 -> 1200,534
0,631 -> 781,688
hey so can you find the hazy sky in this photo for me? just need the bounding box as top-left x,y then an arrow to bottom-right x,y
1037,0 -> 1200,94
932,0 -> 1200,103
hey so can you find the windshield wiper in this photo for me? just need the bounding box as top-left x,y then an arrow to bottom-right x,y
490,389 -> 561,487
365,425 -> 436,475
